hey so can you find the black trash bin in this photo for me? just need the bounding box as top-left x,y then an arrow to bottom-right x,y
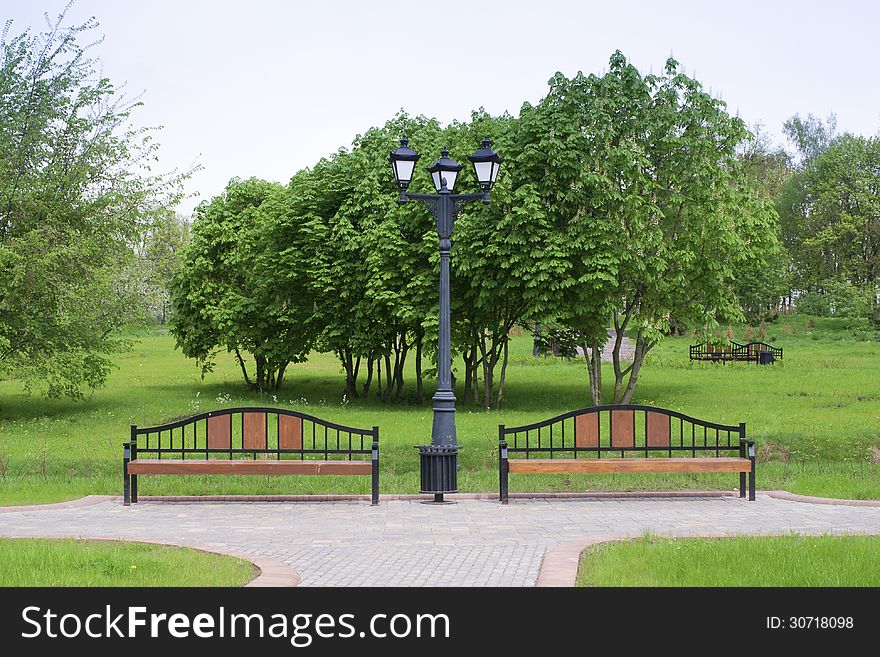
416,444 -> 459,502
758,351 -> 775,365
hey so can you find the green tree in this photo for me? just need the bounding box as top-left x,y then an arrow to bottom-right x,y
170,178 -> 313,390
776,113 -> 839,298
511,71 -> 622,404
354,115 -> 442,402
137,212 -> 191,323
442,110 -> 549,409
733,124 -> 791,321
796,135 -> 880,317
783,113 -> 838,165
296,148 -> 389,400
604,54 -> 775,403
516,52 -> 775,403
0,10 -> 186,398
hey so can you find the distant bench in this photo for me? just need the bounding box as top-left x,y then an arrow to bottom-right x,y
498,404 -> 755,503
123,407 -> 379,505
690,340 -> 783,364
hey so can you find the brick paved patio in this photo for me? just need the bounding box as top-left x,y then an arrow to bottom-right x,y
1,494 -> 877,586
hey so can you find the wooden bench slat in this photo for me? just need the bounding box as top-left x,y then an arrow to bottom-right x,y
646,411 -> 670,447
507,457 -> 751,474
279,415 -> 303,450
128,459 -> 372,476
575,412 -> 599,448
207,414 -> 230,450
243,412 -> 266,450
611,409 -> 634,448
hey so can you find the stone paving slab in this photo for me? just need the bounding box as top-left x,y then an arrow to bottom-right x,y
0,495 -> 878,586
575,329 -> 635,362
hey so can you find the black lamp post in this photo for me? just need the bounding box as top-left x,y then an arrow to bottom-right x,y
390,137 -> 503,503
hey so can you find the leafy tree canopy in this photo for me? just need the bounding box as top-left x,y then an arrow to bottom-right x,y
0,9 -> 187,398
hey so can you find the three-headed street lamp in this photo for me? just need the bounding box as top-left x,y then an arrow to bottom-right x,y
389,137 -> 503,503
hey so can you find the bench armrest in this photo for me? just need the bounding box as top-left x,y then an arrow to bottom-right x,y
122,440 -> 137,460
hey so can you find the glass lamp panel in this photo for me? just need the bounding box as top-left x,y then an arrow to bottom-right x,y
473,161 -> 493,185
431,170 -> 443,192
490,161 -> 501,183
443,170 -> 458,192
393,159 -> 416,186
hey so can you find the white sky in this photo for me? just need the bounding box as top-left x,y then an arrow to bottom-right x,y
5,0 -> 880,215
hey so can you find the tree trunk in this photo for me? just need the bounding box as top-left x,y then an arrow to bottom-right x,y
362,354 -> 374,398
620,332 -> 655,404
611,318 -> 624,402
255,355 -> 266,392
234,347 -> 253,388
472,351 -> 481,407
375,356 -> 382,400
340,349 -> 359,400
267,365 -> 276,390
414,334 -> 424,402
466,330 -> 483,406
382,351 -> 393,402
393,334 -> 408,401
611,302 -> 636,403
275,362 -> 288,390
581,339 -> 602,405
495,334 -> 510,407
478,329 -> 505,410
591,342 -> 602,404
479,332 -> 493,409
462,342 -> 473,404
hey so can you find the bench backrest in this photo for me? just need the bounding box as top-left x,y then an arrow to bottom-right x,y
499,405 -> 745,458
690,342 -> 734,358
690,341 -> 783,359
130,407 -> 378,461
731,341 -> 783,358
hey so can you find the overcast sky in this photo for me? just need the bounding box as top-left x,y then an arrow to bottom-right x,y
5,0 -> 880,214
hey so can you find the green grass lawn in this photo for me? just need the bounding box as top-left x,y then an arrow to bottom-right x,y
0,315 -> 878,504
576,534 -> 880,586
0,538 -> 256,586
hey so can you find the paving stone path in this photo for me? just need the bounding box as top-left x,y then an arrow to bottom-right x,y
575,330 -> 635,362
1,495 -> 878,586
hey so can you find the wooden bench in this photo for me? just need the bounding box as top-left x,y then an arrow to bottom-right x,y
123,407 -> 379,505
498,404 -> 755,503
690,340 -> 783,364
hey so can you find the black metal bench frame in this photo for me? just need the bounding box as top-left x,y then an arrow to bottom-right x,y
123,407 -> 379,505
690,340 -> 783,364
499,404 -> 755,503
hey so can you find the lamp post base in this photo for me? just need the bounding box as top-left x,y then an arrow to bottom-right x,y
416,445 -> 459,503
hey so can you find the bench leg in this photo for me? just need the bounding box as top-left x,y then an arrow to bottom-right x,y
371,440 -> 379,506
749,444 -> 756,502
739,472 -> 746,499
500,452 -> 509,504
123,454 -> 130,507
130,442 -> 138,503
371,467 -> 379,506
